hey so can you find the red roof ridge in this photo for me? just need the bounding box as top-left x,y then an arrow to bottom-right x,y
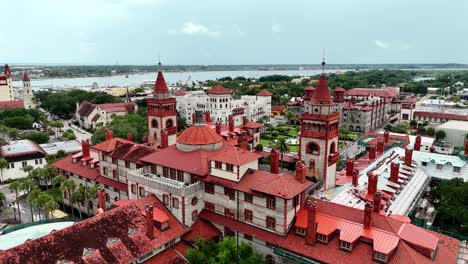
208,84 -> 231,95
256,89 -> 273,96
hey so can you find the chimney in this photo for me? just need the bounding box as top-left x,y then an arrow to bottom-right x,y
364,201 -> 373,228
377,139 -> 384,153
161,129 -> 169,149
404,148 -> 413,167
305,198 -> 317,245
145,204 -> 155,239
414,136 -> 422,151
295,161 -> 307,183
368,145 -> 376,159
384,131 -> 390,143
228,115 -> 234,132
105,129 -> 114,140
346,158 -> 354,176
352,170 -> 358,187
192,113 -> 196,124
215,122 -> 221,135
367,172 -> 378,196
389,162 -> 400,183
81,140 -> 91,160
373,192 -> 382,213
242,116 -> 248,126
97,187 -> 106,212
127,133 -> 133,142
270,148 -> 280,174
142,137 -> 148,143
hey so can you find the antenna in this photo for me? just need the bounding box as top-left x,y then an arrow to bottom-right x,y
321,48 -> 326,74
157,52 -> 162,70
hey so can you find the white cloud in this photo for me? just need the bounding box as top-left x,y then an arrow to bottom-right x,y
272,23 -> 282,33
181,22 -> 220,37
375,40 -> 389,49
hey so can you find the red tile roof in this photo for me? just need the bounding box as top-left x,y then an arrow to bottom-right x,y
108,142 -> 158,165
344,87 -> 399,97
0,195 -> 187,264
183,219 -> 221,242
52,155 -> 100,180
304,86 -> 316,91
177,125 -> 222,145
95,176 -> 128,192
272,105 -> 286,112
92,138 -> 134,153
361,105 -> 374,111
242,121 -> 263,129
145,241 -> 191,264
173,90 -> 187,96
209,144 -> 261,165
0,100 -> 24,110
256,89 -> 273,96
207,84 -> 231,95
413,111 -> 468,121
310,75 -> 333,105
154,71 -> 169,94
97,102 -> 136,113
23,72 -> 30,81
77,101 -> 97,117
334,87 -> 346,92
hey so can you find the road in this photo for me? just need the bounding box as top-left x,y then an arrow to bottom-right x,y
0,184 -> 47,224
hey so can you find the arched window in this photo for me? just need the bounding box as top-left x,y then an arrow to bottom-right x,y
191,196 -> 198,206
172,197 -> 179,209
192,210 -> 198,222
64,190 -> 68,199
151,119 -> 158,128
330,142 -> 336,154
356,126 -> 361,132
349,125 -> 354,131
165,119 -> 173,128
307,142 -> 320,155
105,193 -> 110,202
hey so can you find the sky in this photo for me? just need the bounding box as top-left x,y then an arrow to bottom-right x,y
1,0 -> 467,65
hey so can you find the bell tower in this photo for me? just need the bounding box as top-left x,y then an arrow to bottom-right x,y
23,72 -> 34,109
299,58 -> 340,190
147,65 -> 177,147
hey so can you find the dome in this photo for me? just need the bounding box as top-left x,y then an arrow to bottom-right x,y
176,125 -> 223,152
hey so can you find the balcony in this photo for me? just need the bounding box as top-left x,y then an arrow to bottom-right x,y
328,152 -> 340,165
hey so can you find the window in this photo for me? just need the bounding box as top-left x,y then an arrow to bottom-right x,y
205,202 -> 215,212
177,170 -> 184,182
224,208 -> 235,219
35,159 -> 39,165
436,164 -> 443,170
340,240 -> 352,251
163,194 -> 169,206
454,167 -> 461,173
8,163 -> 14,169
244,193 -> 253,203
205,183 -> 214,194
151,119 -> 158,128
163,167 -> 169,177
225,227 -> 235,237
112,157 -> 117,165
105,193 -> 110,202
114,196 -> 119,202
131,184 -> 136,194
317,234 -> 327,243
172,197 -> 179,209
112,170 -> 117,179
39,159 -> 43,165
226,164 -> 234,172
266,216 -> 276,230
265,242 -> 274,248
190,174 -> 198,184
266,254 -> 275,264
244,234 -> 253,241
307,142 -> 320,155
139,187 -> 145,197
244,209 -> 253,222
103,167 -> 108,176
215,161 -> 222,169
266,196 -> 276,209
22,161 -> 27,168
296,227 -> 306,236
224,187 -> 235,200
125,161 -> 130,168
374,252 -> 387,262
166,119 -> 174,128
422,161 -> 427,166
191,197 -> 198,206
170,168 -> 176,180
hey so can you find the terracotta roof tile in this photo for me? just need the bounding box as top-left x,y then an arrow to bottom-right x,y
207,85 -> 231,95
97,102 -> 136,113
183,219 -> 221,242
310,75 -> 333,105
344,87 -> 399,97
256,89 -> 273,96
242,121 -> 263,129
154,71 -> 169,94
177,125 -> 222,145
0,100 -> 24,110
77,101 -> 97,117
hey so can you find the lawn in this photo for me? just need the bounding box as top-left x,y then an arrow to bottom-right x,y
45,187 -> 62,203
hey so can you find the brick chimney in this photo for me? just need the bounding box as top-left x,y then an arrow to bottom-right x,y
367,172 -> 378,196
97,187 -> 106,212
127,133 -> 133,142
364,201 -> 373,228
373,192 -> 382,213
295,161 -> 307,183
81,140 -> 91,160
204,111 -> 211,123
346,158 -> 354,176
228,115 -> 234,132
414,136 -> 422,151
215,122 -> 221,135
142,137 -> 148,143
389,162 -> 400,183
161,129 -> 169,149
270,148 -> 280,174
404,148 -> 413,167
242,116 -> 248,126
305,198 -> 317,246
352,170 -> 359,187
384,131 -> 389,143
369,145 -> 376,159
105,128 -> 114,140
145,204 -> 155,239
377,139 -> 385,153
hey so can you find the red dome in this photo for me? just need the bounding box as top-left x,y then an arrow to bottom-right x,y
177,125 -> 222,145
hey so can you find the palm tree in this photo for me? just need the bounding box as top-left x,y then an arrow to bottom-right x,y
35,192 -> 50,220
43,199 -> 59,219
20,178 -> 37,222
22,165 -> 34,178
27,188 -> 41,221
0,192 -> 6,206
8,128 -> 20,141
435,130 -> 447,142
62,179 -> 76,217
42,166 -> 57,190
84,185 -> 98,216
276,137 -> 290,169
72,189 -> 84,219
8,180 -> 22,222
0,158 -> 8,183
285,110 -> 294,125
52,175 -> 66,211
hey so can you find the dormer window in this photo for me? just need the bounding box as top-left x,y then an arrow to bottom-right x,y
374,252 -> 387,263
226,164 -> 234,172
340,240 -> 352,251
296,227 -> 306,236
317,233 -> 328,243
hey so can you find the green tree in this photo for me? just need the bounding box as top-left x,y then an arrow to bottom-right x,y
0,192 -> 6,206
254,144 -> 264,152
8,128 -> 20,140
52,175 -> 67,211
435,130 -> 447,142
27,188 -> 41,222
22,131 -> 50,144
409,120 -> 417,127
427,127 -> 435,137
276,136 -> 290,169
0,158 -> 8,182
22,165 -> 34,177
186,237 -> 265,264
43,198 -> 59,219
177,116 -> 188,132
284,110 -> 293,124
62,179 -> 76,217
84,185 -> 98,216
19,177 -> 37,222
72,189 -> 84,219
9,180 -> 22,221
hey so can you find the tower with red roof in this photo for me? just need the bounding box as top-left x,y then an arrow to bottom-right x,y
299,59 -> 340,190
147,68 -> 177,147
23,72 -> 34,108
0,64 -> 14,102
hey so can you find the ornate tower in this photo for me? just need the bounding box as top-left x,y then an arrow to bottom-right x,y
299,59 -> 340,190
0,64 -> 13,102
147,69 -> 177,147
23,72 -> 34,108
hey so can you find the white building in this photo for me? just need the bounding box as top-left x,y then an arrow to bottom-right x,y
175,85 -> 272,126
0,140 -> 47,182
22,72 -> 35,109
75,101 -> 137,130
436,120 -> 468,147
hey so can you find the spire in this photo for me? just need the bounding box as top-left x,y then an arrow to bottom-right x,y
4,64 -> 11,78
23,72 -> 30,82
153,70 -> 169,94
310,75 -> 333,105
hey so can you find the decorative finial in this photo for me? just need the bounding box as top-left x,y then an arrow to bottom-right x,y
321,48 -> 326,74
157,52 -> 162,70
